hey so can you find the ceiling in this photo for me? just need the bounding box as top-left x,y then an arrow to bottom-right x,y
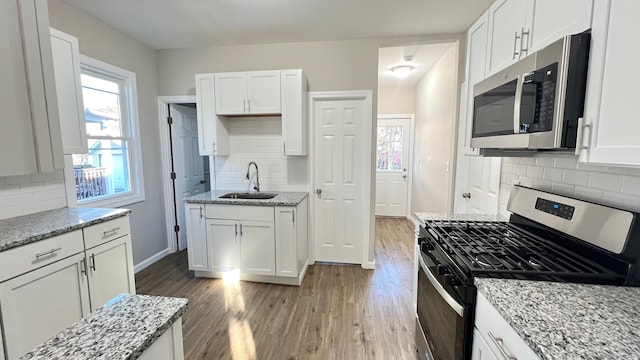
378,43 -> 454,88
60,0 -> 493,50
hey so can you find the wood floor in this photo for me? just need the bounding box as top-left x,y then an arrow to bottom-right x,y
135,218 -> 418,360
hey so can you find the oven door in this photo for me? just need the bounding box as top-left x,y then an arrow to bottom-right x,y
416,254 -> 466,360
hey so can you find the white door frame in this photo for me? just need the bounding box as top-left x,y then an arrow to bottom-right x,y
308,90 -> 375,269
377,114 -> 415,219
158,95 -> 199,253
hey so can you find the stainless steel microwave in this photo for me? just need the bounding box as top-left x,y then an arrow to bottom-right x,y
471,32 -> 590,150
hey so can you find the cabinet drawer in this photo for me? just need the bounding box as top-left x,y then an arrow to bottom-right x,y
83,216 -> 131,250
475,291 -> 540,359
206,205 -> 274,222
0,231 -> 84,283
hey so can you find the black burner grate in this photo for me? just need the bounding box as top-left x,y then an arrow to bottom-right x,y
424,220 -> 624,281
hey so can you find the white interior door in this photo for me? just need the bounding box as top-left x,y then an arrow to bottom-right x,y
454,154 -> 502,214
314,98 -> 368,264
375,117 -> 411,217
171,104 -> 206,250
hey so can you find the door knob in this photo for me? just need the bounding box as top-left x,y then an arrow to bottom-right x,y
462,192 -> 471,199
316,189 -> 322,195
402,175 -> 407,179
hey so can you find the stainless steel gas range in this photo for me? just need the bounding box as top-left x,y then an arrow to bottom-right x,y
414,185 -> 640,360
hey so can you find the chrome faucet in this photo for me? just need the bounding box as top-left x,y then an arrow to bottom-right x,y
246,161 -> 260,192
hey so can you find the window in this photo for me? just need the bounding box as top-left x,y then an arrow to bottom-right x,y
68,56 -> 144,207
376,126 -> 404,171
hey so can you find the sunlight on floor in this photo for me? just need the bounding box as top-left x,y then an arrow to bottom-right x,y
222,269 -> 257,360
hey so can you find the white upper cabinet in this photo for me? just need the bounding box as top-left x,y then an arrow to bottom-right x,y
50,28 -> 88,155
485,0 -> 529,76
0,0 -> 63,176
578,0 -> 640,167
195,73 -> 230,156
485,0 -> 592,77
214,71 -> 281,115
461,11 -> 490,155
281,69 -> 308,156
527,0 -> 593,53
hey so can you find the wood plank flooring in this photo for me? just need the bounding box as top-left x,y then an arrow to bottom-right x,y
135,218 -> 418,360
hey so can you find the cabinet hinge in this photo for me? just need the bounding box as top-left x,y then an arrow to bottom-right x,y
170,172 -> 176,180
167,116 -> 173,125
174,225 -> 180,233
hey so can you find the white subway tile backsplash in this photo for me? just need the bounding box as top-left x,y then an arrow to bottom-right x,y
520,157 -> 536,165
535,156 -> 556,167
588,173 -> 622,192
551,182 -> 575,196
0,170 -> 67,220
622,176 -> 640,195
543,167 -> 564,182
554,156 -> 578,169
574,186 -> 604,203
563,170 -> 589,187
526,166 -> 543,179
601,191 -> 640,211
519,176 -> 534,187
513,164 -> 527,176
533,179 -> 552,191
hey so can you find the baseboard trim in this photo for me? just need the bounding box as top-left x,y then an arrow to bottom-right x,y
134,248 -> 170,273
361,260 -> 376,270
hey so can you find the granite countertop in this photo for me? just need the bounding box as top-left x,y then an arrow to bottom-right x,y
413,212 -> 507,227
20,294 -> 189,360
0,207 -> 130,253
185,190 -> 308,206
475,278 -> 640,360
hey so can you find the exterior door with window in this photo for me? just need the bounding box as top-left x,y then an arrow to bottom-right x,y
375,117 -> 411,217
170,104 -> 206,251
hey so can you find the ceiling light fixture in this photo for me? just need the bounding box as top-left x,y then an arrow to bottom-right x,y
390,54 -> 415,78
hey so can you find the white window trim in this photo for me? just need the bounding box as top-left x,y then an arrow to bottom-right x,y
64,55 -> 145,208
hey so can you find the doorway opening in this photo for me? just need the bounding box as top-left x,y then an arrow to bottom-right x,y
158,96 -> 213,253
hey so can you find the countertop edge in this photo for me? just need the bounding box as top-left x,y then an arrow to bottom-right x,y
184,192 -> 309,206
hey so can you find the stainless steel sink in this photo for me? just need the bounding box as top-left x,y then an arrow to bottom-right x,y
219,192 -> 277,200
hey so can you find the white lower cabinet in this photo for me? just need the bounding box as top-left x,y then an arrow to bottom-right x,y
0,252 -> 90,359
473,291 -> 540,360
138,320 -> 185,360
86,234 -> 136,310
188,200 -> 309,284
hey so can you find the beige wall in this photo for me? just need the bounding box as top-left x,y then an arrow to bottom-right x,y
377,85 -> 416,115
48,0 -> 167,266
412,44 -> 459,213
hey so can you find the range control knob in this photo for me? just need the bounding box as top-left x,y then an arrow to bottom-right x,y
437,264 -> 449,275
444,274 -> 459,286
420,242 -> 434,252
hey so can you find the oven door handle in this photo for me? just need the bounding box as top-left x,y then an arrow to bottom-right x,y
419,255 -> 464,317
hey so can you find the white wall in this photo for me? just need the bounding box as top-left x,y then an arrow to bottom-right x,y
411,44 -> 458,213
214,117 -> 308,192
499,154 -> 640,217
0,172 -> 66,220
48,0 -> 167,266
377,85 -> 416,115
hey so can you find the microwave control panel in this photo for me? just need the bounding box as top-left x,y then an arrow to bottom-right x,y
535,197 -> 575,220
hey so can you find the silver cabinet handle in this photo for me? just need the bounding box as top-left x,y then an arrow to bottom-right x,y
90,254 -> 96,271
512,31 -> 521,59
488,332 -> 517,360
80,258 -> 87,275
292,210 -> 295,223
574,117 -> 592,156
36,247 -> 62,258
520,27 -> 530,57
240,224 -> 243,236
103,227 -> 120,237
247,99 -> 251,113
200,206 -> 204,219
235,223 -> 238,236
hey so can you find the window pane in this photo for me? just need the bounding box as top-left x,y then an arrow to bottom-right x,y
73,139 -> 131,202
81,74 -> 122,137
376,125 -> 404,171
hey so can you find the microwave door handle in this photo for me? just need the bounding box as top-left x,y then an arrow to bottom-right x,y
513,74 -> 524,134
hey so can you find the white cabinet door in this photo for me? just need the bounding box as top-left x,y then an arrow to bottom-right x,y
527,0 -> 593,53
0,0 -> 63,176
281,69 -> 308,155
247,71 -> 281,114
485,0 -> 528,76
185,204 -> 209,271
579,0 -> 640,167
214,72 -> 247,115
50,28 -> 87,155
138,320 -> 184,360
471,329 -> 499,360
207,219 -> 241,272
87,234 -> 136,311
195,74 -> 230,156
240,221 -> 275,276
275,207 -> 297,277
0,253 -> 90,359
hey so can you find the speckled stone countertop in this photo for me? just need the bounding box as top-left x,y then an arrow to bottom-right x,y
475,278 -> 640,360
0,207 -> 130,253
20,294 -> 188,360
185,190 -> 308,206
413,212 -> 507,227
